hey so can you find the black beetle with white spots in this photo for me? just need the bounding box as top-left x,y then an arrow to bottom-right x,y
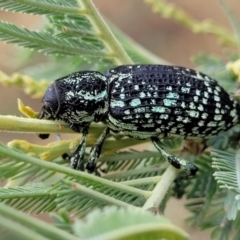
38,64 -> 240,176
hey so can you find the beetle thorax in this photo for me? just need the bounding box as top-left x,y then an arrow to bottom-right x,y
39,71 -> 109,130
57,72 -> 109,124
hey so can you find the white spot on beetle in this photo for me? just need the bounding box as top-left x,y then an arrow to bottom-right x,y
139,92 -> 146,98
120,93 -> 125,99
142,123 -> 155,128
166,86 -> 172,91
207,87 -> 213,93
202,98 -> 208,104
193,96 -> 199,102
230,109 -> 236,117
174,109 -> 182,114
181,102 -> 186,108
111,100 -> 125,108
177,116 -> 183,121
216,103 -> 221,108
183,117 -> 191,123
207,121 -> 217,127
204,81 -> 210,87
151,99 -> 156,104
188,110 -> 199,118
214,115 -> 222,121
204,92 -> 209,98
152,106 -> 166,113
196,89 -> 201,96
214,95 -> 220,102
130,98 -> 141,107
163,99 -> 177,107
181,87 -> 190,93
198,105 -> 204,111
201,113 -> 208,119
171,128 -> 177,133
166,92 -> 179,99
160,114 -> 168,120
216,86 -> 221,92
190,102 -> 196,109
134,107 -> 147,113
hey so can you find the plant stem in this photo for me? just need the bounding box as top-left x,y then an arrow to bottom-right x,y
142,166 -> 180,212
121,176 -> 162,186
81,0 -> 133,65
0,215 -> 49,240
0,203 -> 79,240
0,115 -> 103,134
63,179 -> 139,208
0,143 -> 150,199
0,115 -> 72,134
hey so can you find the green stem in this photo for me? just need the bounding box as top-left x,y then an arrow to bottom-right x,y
0,115 -> 101,134
121,176 -> 162,186
63,179 -> 139,208
0,215 -> 48,240
0,115 -> 73,133
0,203 -> 79,240
81,0 -> 133,64
104,164 -> 165,180
142,166 -> 180,212
0,143 -> 150,199
0,188 -> 70,200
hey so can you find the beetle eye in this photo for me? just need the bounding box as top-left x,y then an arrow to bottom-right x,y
39,83 -> 60,120
42,83 -> 60,117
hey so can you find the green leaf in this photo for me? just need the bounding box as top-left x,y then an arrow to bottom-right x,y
0,143 -> 152,215
0,0 -> 82,15
0,0 -> 132,64
73,206 -> 189,240
212,149 -> 240,193
0,202 -> 79,240
0,21 -> 109,57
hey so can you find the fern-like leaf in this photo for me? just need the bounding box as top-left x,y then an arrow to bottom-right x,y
0,21 -> 109,57
0,0 -> 132,64
0,0 -> 81,15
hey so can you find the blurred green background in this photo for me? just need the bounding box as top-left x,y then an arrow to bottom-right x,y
0,0 -> 239,239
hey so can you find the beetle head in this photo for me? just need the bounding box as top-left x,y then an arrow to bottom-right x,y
38,83 -> 60,121
39,71 -> 108,135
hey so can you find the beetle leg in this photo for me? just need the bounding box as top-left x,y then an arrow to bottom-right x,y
151,137 -> 198,176
86,127 -> 110,173
70,128 -> 88,171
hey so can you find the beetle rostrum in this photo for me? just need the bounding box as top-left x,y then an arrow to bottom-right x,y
39,64 -> 240,175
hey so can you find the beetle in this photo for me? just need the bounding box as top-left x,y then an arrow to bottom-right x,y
38,64 -> 240,175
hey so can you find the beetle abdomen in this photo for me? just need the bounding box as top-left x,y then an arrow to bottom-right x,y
107,65 -> 239,139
